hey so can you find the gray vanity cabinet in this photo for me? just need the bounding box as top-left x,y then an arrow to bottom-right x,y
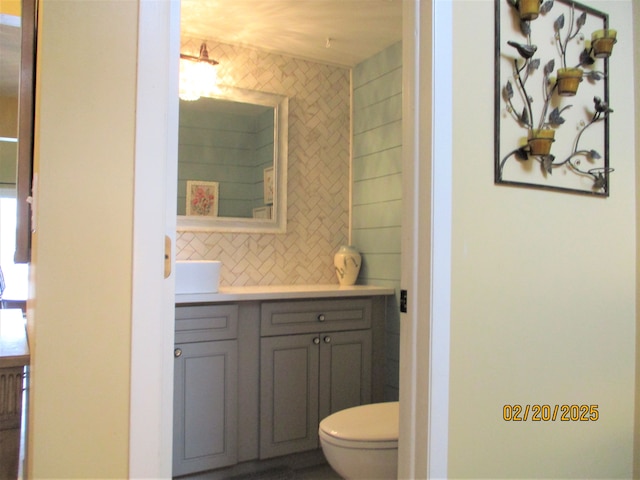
318,329 -> 372,420
259,333 -> 320,458
259,298 -> 372,459
173,304 -> 239,477
172,293 -> 388,474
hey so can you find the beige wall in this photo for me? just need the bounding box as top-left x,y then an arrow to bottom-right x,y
0,96 -> 18,187
26,1 -> 138,477
0,0 -> 19,16
0,96 -> 18,138
176,39 -> 351,287
448,1 -> 636,477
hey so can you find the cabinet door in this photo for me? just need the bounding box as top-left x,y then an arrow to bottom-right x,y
260,334 -> 319,459
319,329 -> 372,422
173,340 -> 238,476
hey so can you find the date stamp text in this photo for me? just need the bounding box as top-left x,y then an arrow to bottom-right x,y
503,404 -> 599,422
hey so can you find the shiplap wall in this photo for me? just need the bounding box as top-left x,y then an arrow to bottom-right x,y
352,42 -> 402,400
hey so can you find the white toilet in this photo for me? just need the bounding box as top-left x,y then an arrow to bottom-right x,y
318,401 -> 399,479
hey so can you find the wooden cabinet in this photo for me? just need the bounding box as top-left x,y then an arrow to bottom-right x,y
173,294 -> 387,474
0,310 -> 29,479
318,329 -> 372,420
173,305 -> 238,477
259,299 -> 372,459
259,333 -> 320,458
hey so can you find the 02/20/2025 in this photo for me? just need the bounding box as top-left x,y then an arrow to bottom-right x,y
503,404 -> 599,422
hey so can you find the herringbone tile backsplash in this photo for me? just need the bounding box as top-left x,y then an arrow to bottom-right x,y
177,39 -> 350,286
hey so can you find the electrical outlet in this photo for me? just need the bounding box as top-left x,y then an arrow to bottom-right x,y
400,289 -> 407,313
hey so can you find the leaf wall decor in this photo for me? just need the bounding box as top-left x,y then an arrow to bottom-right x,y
494,0 -> 615,196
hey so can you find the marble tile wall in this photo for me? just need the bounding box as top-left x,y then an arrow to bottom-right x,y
177,39 -> 351,286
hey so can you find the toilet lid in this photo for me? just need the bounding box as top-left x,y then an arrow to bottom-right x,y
319,402 -> 399,442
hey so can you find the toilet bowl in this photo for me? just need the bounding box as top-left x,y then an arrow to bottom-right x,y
319,401 -> 399,479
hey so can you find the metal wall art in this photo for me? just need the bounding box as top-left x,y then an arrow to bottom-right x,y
495,0 -> 617,196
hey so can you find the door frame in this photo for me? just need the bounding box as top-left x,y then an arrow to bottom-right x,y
129,1 -> 179,478
128,0 -> 454,477
398,1 -> 452,478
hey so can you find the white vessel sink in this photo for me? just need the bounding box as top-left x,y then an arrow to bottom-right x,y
175,260 -> 221,294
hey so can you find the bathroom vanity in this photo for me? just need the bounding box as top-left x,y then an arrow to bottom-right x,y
173,285 -> 393,477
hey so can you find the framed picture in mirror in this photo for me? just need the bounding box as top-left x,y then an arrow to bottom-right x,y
263,166 -> 274,205
186,180 -> 219,217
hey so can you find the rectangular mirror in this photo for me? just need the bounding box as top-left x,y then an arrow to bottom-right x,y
177,86 -> 288,234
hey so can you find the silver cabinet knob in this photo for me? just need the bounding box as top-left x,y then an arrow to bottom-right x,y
174,348 -> 182,358
323,336 -> 331,344
317,314 -> 326,322
313,337 -> 320,345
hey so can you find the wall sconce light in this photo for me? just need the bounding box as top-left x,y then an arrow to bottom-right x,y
179,43 -> 219,101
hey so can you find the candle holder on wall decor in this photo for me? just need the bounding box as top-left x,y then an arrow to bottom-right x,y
494,0 -> 617,196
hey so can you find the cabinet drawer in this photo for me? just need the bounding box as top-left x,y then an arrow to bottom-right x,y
175,304 -> 238,343
260,298 -> 371,336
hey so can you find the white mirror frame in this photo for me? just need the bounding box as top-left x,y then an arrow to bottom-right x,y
177,86 -> 288,234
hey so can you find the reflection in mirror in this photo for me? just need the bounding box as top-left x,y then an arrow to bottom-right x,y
178,98 -> 272,218
177,86 -> 288,234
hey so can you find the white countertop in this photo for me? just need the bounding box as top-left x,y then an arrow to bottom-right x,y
175,284 -> 395,304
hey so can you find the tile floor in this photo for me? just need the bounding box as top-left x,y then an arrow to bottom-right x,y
293,462 -> 341,480
178,449 -> 341,480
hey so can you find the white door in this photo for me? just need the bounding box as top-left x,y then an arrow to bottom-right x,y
129,1 -> 180,478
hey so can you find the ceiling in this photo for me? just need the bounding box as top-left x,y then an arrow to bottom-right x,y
0,1 -> 403,97
180,0 -> 403,67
